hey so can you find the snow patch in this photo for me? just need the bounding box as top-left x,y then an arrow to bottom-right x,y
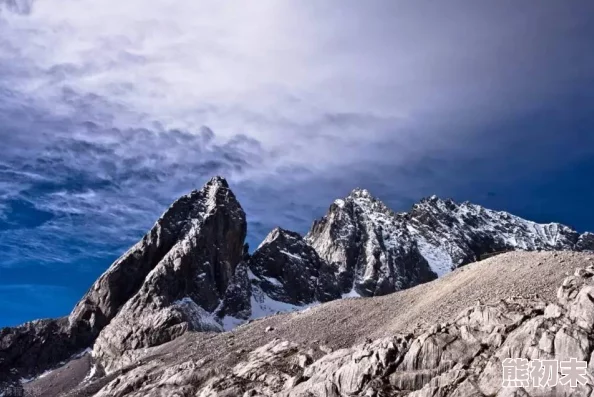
334,198 -> 345,208
221,315 -> 246,331
221,279 -> 320,331
415,238 -> 453,277
250,285 -> 315,319
279,250 -> 303,261
83,364 -> 99,383
342,288 -> 361,298
262,275 -> 283,287
173,297 -> 223,332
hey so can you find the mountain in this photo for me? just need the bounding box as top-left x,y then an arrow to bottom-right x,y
2,177 -> 593,392
1,177 -> 248,383
248,228 -> 341,305
307,189 -> 594,297
91,176 -> 247,372
306,188 -> 438,297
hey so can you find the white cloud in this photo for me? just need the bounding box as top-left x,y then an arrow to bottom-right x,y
0,0 -> 593,269
3,0 -> 591,165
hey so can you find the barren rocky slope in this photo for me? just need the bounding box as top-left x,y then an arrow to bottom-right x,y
23,251 -> 594,396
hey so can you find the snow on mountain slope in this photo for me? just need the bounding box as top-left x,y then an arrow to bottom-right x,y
306,189 -> 437,297
406,195 -> 585,269
307,189 -> 592,294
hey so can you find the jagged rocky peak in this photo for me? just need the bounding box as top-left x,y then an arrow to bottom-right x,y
348,187 -> 372,198
406,194 -> 585,267
307,188 -> 437,297
249,227 -> 340,305
337,186 -> 395,214
69,175 -> 240,331
91,176 -> 247,372
0,176 -> 246,384
307,189 -> 593,297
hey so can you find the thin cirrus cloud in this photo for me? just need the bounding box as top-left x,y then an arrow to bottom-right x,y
1,0 -> 594,324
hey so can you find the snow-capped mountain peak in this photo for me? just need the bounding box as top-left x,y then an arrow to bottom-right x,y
308,190 -> 593,288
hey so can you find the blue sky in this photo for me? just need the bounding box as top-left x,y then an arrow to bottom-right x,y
1,0 -> 594,326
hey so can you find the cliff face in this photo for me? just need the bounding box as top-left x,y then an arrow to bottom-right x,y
248,227 -> 341,305
306,189 -> 439,297
91,177 -> 247,371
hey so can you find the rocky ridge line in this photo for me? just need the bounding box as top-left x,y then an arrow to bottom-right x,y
2,178 -> 594,388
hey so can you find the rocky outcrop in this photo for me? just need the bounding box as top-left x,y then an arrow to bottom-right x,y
216,261 -> 253,322
249,228 -> 341,305
92,176 -> 246,372
576,232 -> 594,251
0,318 -> 93,387
89,262 -> 594,396
306,189 -> 439,297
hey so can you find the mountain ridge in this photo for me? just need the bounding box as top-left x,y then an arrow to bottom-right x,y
1,176 -> 593,390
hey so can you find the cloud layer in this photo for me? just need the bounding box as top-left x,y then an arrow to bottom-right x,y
1,0 -> 594,325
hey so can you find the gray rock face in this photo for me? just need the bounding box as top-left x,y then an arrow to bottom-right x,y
2,176 -> 246,385
93,263 -> 594,397
216,261 -> 253,321
249,228 -> 341,305
306,189 -> 439,296
576,232 -> 594,251
0,318 -> 92,387
307,190 -> 592,295
92,176 -> 246,372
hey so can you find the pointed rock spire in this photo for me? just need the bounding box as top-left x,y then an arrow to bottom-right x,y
87,176 -> 246,372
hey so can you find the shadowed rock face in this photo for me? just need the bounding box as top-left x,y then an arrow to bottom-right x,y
92,177 -> 247,372
249,228 -> 341,305
306,189 -> 439,297
577,232 -> 594,251
0,176 -> 247,384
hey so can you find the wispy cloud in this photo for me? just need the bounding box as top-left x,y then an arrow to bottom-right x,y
0,0 -> 593,278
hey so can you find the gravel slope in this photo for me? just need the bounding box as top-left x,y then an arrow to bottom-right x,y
218,251 -> 594,351
27,250 -> 594,396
